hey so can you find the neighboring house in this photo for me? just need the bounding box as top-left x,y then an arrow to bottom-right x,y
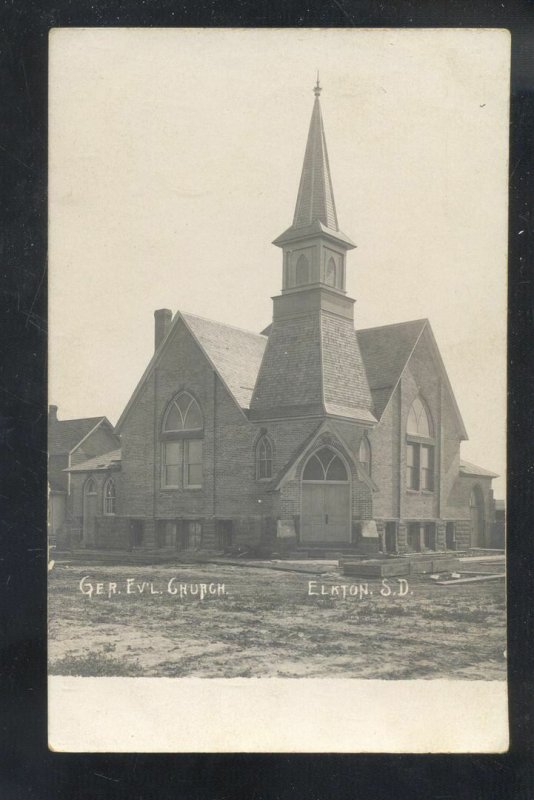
63,80 -> 499,556
47,405 -> 120,547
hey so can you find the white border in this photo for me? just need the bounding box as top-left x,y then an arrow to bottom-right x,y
49,677 -> 508,753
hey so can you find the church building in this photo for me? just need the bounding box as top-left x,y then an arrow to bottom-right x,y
59,80 -> 498,557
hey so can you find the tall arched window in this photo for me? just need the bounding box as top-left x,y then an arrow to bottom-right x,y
103,477 -> 116,515
358,436 -> 371,475
295,254 -> 309,286
162,392 -> 203,489
406,396 -> 435,491
256,435 -> 273,480
325,257 -> 337,287
407,395 -> 433,438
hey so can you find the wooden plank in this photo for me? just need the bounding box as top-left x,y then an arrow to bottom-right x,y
435,574 -> 505,585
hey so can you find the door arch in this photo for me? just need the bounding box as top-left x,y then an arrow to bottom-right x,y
469,485 -> 485,548
83,477 -> 98,546
301,446 -> 351,543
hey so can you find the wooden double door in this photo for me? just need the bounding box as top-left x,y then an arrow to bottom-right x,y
301,483 -> 351,543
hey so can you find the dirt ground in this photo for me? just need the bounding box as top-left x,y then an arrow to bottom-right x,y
48,561 -> 507,680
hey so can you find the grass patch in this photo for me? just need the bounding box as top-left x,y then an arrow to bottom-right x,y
49,651 -> 142,677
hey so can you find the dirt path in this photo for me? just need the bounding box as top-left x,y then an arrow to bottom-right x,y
48,562 -> 506,679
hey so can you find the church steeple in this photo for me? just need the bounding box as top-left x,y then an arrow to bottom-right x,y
273,80 -> 355,294
249,81 -> 375,425
292,74 -> 338,231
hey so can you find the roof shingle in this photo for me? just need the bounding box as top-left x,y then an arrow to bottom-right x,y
66,449 -> 122,473
181,313 -> 267,410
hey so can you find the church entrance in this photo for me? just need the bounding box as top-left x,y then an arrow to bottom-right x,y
301,447 -> 350,543
469,486 -> 485,548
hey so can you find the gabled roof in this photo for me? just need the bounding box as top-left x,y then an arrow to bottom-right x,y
356,318 -> 468,439
115,311 -> 267,432
357,319 -> 428,418
182,313 -> 267,410
66,449 -> 122,473
273,419 -> 379,492
460,460 -> 499,479
48,417 -> 112,456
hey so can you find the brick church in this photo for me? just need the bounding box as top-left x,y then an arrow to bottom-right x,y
54,80 -> 499,557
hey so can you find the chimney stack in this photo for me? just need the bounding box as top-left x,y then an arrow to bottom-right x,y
154,309 -> 173,351
49,404 -> 58,423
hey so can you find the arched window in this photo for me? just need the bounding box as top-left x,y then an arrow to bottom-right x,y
303,447 -> 348,482
295,254 -> 309,286
103,478 -> 116,515
325,257 -> 337,287
406,396 -> 434,491
163,392 -> 203,433
256,435 -> 273,480
358,436 -> 371,475
407,395 -> 433,438
162,392 -> 203,489
84,477 -> 97,495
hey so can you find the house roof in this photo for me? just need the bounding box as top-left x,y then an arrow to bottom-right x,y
66,449 -> 122,473
460,460 -> 499,479
48,417 -> 111,456
356,319 -> 428,418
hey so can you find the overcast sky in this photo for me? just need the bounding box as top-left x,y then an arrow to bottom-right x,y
49,28 -> 510,495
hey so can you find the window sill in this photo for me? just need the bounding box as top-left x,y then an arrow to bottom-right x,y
161,486 -> 203,492
406,489 -> 434,495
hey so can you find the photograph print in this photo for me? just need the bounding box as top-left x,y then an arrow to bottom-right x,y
47,28 -> 509,751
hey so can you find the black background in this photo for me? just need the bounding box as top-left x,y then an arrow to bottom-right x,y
1,2 -> 533,798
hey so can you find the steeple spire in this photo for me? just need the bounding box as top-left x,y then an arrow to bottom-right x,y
273,80 -> 355,249
293,77 -> 338,231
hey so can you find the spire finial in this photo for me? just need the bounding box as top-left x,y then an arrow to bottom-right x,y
314,71 -> 321,97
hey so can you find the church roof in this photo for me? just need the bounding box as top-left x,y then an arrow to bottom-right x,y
357,319 -> 428,418
48,416 -> 112,456
66,448 -> 122,473
115,312 -> 268,431
181,313 -> 267,410
459,460 -> 499,478
357,318 -> 468,439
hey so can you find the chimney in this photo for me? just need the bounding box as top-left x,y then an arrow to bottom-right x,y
154,309 -> 173,350
49,404 -> 58,423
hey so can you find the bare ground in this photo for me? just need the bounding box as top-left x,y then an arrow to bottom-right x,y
48,561 -> 506,680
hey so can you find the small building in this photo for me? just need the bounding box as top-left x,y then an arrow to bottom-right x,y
47,405 -> 120,548
60,81 -> 499,556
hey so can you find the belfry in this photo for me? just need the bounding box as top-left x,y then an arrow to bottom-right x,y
250,80 -> 375,423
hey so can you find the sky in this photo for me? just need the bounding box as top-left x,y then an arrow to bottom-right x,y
49,28 -> 510,495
